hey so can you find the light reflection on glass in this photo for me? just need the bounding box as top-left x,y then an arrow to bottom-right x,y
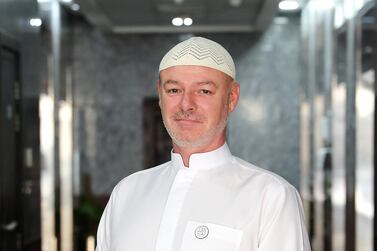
40,94 -> 56,251
239,99 -> 265,124
59,102 -> 73,251
334,4 -> 345,29
300,101 -> 311,226
87,235 -> 95,251
332,82 -> 346,251
355,69 -> 375,251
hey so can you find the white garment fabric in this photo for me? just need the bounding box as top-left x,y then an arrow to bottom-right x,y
96,143 -> 311,251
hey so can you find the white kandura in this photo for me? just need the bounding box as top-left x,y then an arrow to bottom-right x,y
96,143 -> 311,251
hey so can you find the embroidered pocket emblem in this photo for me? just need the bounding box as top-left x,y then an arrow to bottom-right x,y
194,225 -> 209,239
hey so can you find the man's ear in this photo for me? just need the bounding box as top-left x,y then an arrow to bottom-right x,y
157,80 -> 162,108
228,82 -> 240,113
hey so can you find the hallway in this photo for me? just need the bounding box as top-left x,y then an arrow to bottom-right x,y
0,0 -> 376,250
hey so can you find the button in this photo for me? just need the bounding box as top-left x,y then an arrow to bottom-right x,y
194,225 -> 209,239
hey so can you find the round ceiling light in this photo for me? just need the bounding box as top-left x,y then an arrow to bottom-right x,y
183,17 -> 193,26
172,17 -> 184,26
71,3 -> 80,11
29,18 -> 42,27
278,0 -> 300,11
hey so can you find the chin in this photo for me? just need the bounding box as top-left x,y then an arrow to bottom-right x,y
164,117 -> 226,149
173,139 -> 209,149
172,134 -> 214,148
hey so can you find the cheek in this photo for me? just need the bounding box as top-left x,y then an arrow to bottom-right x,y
160,100 -> 176,117
201,102 -> 225,120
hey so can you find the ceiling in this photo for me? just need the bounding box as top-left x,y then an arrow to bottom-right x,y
76,0 -> 279,33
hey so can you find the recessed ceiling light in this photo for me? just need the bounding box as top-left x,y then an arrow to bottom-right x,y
71,3 -> 80,11
183,17 -> 193,26
61,0 -> 72,3
29,18 -> 42,27
279,0 -> 300,11
229,0 -> 243,7
172,17 -> 183,26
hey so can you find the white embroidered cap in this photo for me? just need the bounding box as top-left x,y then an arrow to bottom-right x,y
159,37 -> 236,79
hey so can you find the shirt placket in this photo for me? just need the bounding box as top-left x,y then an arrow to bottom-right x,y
154,168 -> 197,251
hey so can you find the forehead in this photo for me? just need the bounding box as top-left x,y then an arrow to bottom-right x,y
159,65 -> 232,84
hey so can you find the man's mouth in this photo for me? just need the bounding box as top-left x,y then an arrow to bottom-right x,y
172,112 -> 205,124
175,118 -> 201,123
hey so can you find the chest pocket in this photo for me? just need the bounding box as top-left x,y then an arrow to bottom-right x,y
179,221 -> 243,251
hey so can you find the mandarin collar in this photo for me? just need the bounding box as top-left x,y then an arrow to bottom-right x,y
171,143 -> 232,170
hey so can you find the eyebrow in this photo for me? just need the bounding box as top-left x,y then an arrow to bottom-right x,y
162,80 -> 218,88
197,81 -> 217,88
162,79 -> 180,86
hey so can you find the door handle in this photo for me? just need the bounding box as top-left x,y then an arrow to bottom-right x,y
1,221 -> 18,231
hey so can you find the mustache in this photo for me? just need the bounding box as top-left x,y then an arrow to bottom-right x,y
172,111 -> 206,122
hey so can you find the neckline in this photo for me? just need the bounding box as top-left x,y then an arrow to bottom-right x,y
171,143 -> 232,170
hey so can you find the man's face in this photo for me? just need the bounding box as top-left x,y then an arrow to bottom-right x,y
158,65 -> 239,149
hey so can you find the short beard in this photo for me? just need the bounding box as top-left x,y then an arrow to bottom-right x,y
161,99 -> 229,149
162,115 -> 228,149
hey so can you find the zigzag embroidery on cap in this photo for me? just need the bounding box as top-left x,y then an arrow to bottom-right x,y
173,42 -> 224,63
177,43 -> 224,62
171,41 -> 231,70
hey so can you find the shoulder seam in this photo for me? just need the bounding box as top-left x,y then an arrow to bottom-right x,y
116,161 -> 171,187
232,157 -> 295,189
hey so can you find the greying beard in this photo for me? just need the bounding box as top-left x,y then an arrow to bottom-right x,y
162,115 -> 228,148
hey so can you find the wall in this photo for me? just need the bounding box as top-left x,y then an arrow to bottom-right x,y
72,16 -> 301,195
0,0 -> 38,40
228,17 -> 301,187
0,0 -> 42,247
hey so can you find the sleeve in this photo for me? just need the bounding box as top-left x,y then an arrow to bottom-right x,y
257,183 -> 311,251
96,186 -> 118,251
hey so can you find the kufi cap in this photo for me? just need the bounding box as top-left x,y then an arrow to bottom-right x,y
159,37 -> 236,79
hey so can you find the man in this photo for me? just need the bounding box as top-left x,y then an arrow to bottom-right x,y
96,37 -> 311,251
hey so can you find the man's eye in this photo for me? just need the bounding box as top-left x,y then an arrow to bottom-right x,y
200,89 -> 212,95
167,89 -> 180,94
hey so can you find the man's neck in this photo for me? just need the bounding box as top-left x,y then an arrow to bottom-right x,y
172,136 -> 226,167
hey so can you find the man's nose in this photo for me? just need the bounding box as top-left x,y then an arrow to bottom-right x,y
180,92 -> 196,111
